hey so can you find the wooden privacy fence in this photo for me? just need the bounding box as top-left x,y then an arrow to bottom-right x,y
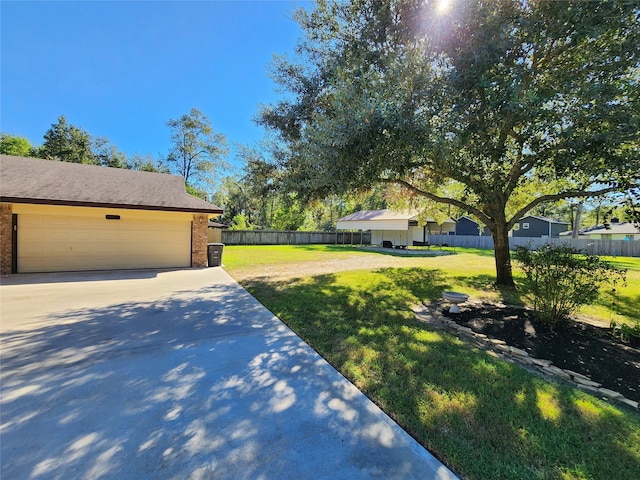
221,230 -> 371,246
428,234 -> 640,257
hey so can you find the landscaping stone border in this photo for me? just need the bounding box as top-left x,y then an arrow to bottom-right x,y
412,302 -> 639,411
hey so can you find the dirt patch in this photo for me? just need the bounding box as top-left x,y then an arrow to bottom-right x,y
230,250 -> 449,283
443,304 -> 640,402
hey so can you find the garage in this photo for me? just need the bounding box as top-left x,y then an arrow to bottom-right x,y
15,207 -> 192,273
1,155 -> 223,275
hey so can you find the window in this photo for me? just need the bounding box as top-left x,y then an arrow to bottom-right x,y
522,223 -> 530,229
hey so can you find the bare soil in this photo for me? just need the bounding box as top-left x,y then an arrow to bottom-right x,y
229,250 -> 449,283
443,304 -> 640,402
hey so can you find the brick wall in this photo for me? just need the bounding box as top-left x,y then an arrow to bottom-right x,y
191,214 -> 208,267
1,203 -> 13,275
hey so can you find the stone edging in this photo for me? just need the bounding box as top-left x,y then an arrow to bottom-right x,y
412,302 -> 639,411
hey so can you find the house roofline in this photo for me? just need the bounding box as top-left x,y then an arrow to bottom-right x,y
522,215 -> 571,225
1,197 -> 223,215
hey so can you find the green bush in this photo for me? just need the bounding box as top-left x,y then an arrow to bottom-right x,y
513,244 -> 626,328
611,319 -> 640,345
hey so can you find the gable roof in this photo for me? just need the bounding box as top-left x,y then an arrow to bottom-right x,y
208,220 -> 228,228
337,209 -> 417,222
520,215 -> 571,225
0,155 -> 222,214
580,222 -> 640,236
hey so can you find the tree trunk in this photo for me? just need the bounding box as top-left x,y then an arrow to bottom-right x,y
492,222 -> 516,287
572,202 -> 583,238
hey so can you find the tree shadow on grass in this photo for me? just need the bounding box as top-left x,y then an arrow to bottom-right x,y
246,272 -> 640,480
599,291 -> 640,323
373,267 -> 450,301
451,274 -> 526,306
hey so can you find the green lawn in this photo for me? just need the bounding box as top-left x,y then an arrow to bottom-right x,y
222,244 -> 370,269
224,245 -> 640,325
223,245 -> 640,480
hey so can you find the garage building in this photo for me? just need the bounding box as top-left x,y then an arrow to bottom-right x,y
0,155 -> 223,274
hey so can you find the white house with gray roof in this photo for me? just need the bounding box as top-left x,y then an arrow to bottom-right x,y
336,209 -> 455,247
560,221 -> 640,241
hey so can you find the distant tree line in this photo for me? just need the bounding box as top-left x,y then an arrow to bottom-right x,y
0,108 -> 227,200
2,102 -> 633,235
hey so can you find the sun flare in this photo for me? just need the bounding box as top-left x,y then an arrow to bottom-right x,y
437,0 -> 451,14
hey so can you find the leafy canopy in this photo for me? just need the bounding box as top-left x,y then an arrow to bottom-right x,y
166,107 -> 228,191
260,0 -> 640,285
0,134 -> 33,157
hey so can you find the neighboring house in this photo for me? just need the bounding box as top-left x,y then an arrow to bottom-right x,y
0,155 -> 223,274
567,221 -> 640,241
336,209 -> 455,246
455,216 -> 491,236
511,215 -> 570,238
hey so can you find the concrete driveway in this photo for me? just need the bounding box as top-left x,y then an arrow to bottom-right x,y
1,268 -> 458,479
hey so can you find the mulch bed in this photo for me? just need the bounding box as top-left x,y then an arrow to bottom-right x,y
443,304 -> 640,403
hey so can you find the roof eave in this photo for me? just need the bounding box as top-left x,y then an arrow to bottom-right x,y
0,197 -> 224,215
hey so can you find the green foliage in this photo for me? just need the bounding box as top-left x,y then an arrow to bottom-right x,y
37,115 -> 132,168
271,194 -> 306,230
228,213 -> 250,230
40,115 -> 96,164
92,136 -> 127,168
128,154 -> 169,173
213,149 -> 388,231
513,245 -> 627,328
165,107 -> 228,190
3,114 -> 201,180
0,133 -> 33,156
185,184 -> 208,200
261,0 -> 640,286
611,319 -> 640,344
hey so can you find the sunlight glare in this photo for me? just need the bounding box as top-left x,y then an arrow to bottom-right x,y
437,0 -> 452,15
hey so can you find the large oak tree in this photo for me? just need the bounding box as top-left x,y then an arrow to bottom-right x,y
260,0 -> 640,286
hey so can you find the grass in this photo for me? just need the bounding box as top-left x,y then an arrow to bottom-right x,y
225,245 -> 640,324
223,245 -> 640,480
221,244 -> 369,269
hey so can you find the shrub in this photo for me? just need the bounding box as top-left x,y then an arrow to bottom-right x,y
611,319 -> 640,346
513,244 -> 626,328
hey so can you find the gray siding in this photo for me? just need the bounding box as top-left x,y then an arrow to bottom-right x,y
456,218 -> 480,236
513,216 -> 569,238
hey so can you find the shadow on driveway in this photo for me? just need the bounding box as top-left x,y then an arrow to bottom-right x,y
1,269 -> 457,479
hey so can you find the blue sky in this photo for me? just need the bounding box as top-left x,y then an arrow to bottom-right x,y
1,1 -> 308,164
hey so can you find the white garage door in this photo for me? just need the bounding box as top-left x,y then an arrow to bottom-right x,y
17,214 -> 192,273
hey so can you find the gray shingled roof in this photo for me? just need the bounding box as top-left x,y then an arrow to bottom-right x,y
337,209 -> 417,222
337,209 -> 455,224
0,155 -> 223,214
581,222 -> 640,236
522,215 -> 571,225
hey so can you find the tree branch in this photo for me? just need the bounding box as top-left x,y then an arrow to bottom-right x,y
507,186 -> 620,229
504,146 -> 534,195
384,178 -> 492,226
